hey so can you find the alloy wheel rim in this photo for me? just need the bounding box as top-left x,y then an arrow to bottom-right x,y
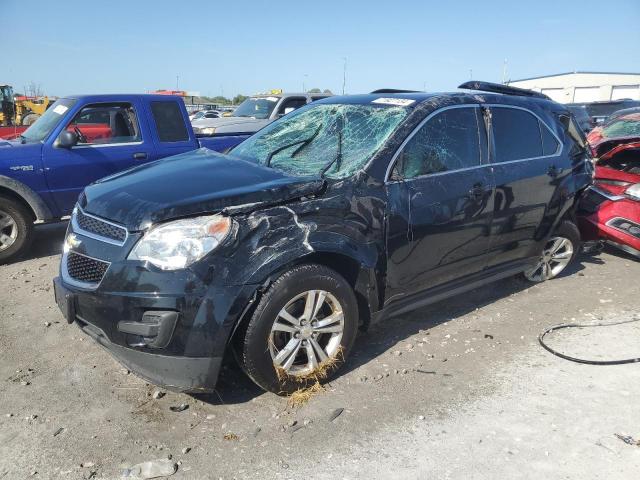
269,290 -> 344,376
0,209 -> 18,252
524,236 -> 574,282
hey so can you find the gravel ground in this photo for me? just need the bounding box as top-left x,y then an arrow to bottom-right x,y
1,223 -> 639,479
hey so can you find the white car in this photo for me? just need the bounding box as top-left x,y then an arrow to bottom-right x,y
189,110 -> 221,122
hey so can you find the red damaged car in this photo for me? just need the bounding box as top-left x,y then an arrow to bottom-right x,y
579,108 -> 640,258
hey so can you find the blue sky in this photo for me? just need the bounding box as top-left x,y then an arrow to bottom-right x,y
4,0 -> 639,97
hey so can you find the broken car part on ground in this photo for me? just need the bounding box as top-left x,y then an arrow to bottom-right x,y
53,82 -> 593,395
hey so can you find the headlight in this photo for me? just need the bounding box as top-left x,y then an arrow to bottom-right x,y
128,214 -> 231,270
625,183 -> 640,200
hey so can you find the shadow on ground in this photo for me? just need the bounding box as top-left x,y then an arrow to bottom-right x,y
197,251 -> 605,406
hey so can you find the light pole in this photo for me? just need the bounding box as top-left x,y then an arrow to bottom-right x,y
342,57 -> 347,95
303,74 -> 308,93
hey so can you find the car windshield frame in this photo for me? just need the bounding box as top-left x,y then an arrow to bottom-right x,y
232,96 -> 280,119
20,98 -> 77,143
229,101 -> 411,179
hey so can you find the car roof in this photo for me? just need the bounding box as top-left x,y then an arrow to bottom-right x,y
251,93 -> 331,98
313,91 -> 562,111
61,94 -> 188,102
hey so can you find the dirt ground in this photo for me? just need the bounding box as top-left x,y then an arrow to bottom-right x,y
1,223 -> 639,479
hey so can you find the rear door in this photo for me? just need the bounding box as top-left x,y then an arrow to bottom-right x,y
485,105 -> 563,267
385,105 -> 494,300
42,100 -> 154,215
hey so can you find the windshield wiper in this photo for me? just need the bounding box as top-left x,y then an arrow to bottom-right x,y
265,124 -> 323,167
320,117 -> 344,177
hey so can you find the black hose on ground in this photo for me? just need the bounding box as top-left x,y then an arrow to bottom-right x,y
538,318 -> 640,365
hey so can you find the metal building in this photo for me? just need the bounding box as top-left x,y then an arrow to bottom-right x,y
507,72 -> 640,104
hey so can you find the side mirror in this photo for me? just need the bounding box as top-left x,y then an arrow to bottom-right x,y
57,130 -> 78,149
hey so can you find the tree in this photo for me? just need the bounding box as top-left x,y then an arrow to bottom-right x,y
232,94 -> 248,105
323,89 -> 333,94
307,88 -> 321,93
24,82 -> 44,98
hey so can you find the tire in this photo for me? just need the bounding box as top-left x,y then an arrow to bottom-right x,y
236,263 -> 359,394
21,113 -> 40,126
0,195 -> 34,264
523,220 -> 580,283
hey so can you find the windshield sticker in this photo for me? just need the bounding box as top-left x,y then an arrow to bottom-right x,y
372,98 -> 415,107
263,97 -> 279,102
52,105 -> 68,115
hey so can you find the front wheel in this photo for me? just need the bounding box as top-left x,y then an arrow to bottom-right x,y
523,221 -> 580,283
0,195 -> 34,264
236,264 -> 359,394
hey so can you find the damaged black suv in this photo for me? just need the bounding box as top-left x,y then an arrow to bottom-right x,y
54,82 -> 592,394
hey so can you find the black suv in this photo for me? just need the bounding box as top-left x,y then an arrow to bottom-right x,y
54,82 -> 593,394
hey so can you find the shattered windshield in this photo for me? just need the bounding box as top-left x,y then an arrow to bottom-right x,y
232,97 -> 279,119
602,114 -> 640,139
230,103 -> 409,178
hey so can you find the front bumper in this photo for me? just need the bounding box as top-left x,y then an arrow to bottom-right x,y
77,313 -> 222,393
54,264 -> 257,393
578,186 -> 640,258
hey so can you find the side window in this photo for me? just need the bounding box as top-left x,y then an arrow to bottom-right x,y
397,107 -> 481,179
277,97 -> 307,116
540,122 -> 560,156
68,103 -> 140,145
491,107 -> 542,162
151,101 -> 189,142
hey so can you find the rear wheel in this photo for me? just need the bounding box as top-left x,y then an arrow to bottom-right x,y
236,264 -> 359,394
0,196 -> 34,264
524,221 -> 580,283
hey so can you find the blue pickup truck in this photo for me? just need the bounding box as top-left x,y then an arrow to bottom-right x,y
0,94 -> 224,263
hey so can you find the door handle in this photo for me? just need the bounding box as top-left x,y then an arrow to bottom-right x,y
547,165 -> 562,178
467,184 -> 485,201
133,152 -> 147,160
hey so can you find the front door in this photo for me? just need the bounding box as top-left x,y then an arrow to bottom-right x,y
42,101 -> 154,215
385,105 -> 494,302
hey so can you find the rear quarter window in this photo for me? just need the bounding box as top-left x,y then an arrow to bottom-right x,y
150,101 -> 189,142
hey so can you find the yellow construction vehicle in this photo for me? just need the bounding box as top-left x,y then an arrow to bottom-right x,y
0,84 -> 51,126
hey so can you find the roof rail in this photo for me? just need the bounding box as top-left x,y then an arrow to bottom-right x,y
458,81 -> 550,100
370,88 -> 420,94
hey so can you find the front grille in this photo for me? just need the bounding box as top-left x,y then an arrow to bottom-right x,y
66,252 -> 110,285
75,208 -> 127,243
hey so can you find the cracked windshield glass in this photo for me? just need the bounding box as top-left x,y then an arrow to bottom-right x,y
230,103 -> 409,178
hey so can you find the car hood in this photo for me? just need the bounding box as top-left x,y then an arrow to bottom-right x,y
80,148 -> 324,230
192,116 -> 271,133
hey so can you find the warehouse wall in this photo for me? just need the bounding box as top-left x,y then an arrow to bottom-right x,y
508,73 -> 640,103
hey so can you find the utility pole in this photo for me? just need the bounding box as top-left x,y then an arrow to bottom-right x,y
303,74 -> 308,93
469,69 -> 473,80
502,59 -> 508,84
342,57 -> 347,95
423,81 -> 427,92
176,75 -> 179,91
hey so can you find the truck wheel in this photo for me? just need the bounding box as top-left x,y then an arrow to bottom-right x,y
523,221 -> 580,283
236,264 -> 359,394
22,114 -> 40,126
0,195 -> 34,264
